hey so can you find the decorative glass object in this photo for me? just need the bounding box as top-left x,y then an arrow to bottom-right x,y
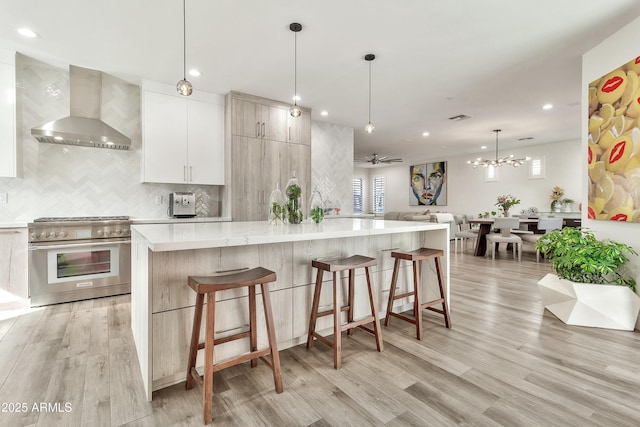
268,182 -> 285,225
285,174 -> 303,224
309,187 -> 324,223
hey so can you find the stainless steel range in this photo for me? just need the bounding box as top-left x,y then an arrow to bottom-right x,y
28,216 -> 132,306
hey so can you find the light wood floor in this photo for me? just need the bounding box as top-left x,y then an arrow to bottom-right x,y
1,244 -> 639,426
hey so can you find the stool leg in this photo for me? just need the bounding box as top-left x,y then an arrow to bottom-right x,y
413,260 -> 423,341
384,258 -> 401,326
347,269 -> 355,336
249,285 -> 258,368
306,269 -> 324,349
186,293 -> 204,390
260,283 -> 283,393
365,266 -> 383,352
333,271 -> 342,369
434,256 -> 451,328
203,292 -> 216,424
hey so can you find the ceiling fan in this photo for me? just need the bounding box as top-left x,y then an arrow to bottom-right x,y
356,153 -> 403,165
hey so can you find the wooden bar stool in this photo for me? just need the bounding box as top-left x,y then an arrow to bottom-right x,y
384,248 -> 450,340
185,267 -> 283,424
306,255 -> 384,369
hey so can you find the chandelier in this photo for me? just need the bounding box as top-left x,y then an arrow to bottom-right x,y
467,129 -> 530,168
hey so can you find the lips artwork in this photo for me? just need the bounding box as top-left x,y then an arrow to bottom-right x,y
587,55 -> 640,222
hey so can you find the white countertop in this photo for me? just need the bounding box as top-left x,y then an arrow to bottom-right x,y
131,216 -> 231,224
132,218 -> 448,252
0,222 -> 28,229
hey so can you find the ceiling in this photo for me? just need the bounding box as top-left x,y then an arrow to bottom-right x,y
2,0 -> 640,166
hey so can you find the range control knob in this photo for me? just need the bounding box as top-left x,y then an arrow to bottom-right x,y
44,232 -> 51,238
50,231 -> 58,238
30,232 -> 39,240
59,231 -> 68,238
96,229 -> 104,236
104,229 -> 112,237
115,229 -> 123,235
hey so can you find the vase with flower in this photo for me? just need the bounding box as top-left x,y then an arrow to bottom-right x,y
495,194 -> 520,217
550,186 -> 564,212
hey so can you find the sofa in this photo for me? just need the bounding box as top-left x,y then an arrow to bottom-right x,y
383,211 -> 469,239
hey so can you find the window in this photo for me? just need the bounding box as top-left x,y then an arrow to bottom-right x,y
373,176 -> 385,213
353,178 -> 363,213
528,156 -> 545,179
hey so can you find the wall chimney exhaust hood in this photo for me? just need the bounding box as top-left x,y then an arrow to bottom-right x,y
31,65 -> 131,150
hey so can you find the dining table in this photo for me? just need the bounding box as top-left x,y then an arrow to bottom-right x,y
467,218 -> 539,256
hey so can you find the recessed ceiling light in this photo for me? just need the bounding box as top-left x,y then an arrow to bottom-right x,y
188,69 -> 201,77
422,131 -> 430,137
542,103 -> 553,110
17,28 -> 39,38
292,95 -> 301,102
481,145 -> 487,150
320,111 -> 328,116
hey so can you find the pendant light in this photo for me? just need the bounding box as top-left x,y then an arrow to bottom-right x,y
176,0 -> 193,96
364,54 -> 376,134
289,23 -> 302,118
466,129 -> 531,168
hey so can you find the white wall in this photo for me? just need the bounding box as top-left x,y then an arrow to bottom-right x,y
356,139 -> 581,216
583,14 -> 640,323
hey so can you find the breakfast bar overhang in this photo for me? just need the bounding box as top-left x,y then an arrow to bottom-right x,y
130,218 -> 449,400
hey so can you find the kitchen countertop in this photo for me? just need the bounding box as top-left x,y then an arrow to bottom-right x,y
0,222 -> 28,229
131,218 -> 449,252
131,216 -> 231,224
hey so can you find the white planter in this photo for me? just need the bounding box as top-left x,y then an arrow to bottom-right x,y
537,273 -> 640,331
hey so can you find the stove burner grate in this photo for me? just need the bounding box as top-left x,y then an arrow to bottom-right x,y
33,216 -> 130,222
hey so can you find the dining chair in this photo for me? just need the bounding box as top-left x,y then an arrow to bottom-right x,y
485,217 -> 522,261
521,217 -> 563,262
454,223 -> 477,254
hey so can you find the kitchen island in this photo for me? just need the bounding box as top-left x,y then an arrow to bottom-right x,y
131,218 -> 449,400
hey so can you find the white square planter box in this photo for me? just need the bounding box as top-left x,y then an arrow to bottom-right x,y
537,273 -> 640,331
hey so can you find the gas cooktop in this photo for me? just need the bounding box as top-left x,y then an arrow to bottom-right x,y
33,216 -> 130,222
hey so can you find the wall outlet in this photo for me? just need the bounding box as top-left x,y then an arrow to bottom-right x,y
0,193 -> 7,204
154,195 -> 163,205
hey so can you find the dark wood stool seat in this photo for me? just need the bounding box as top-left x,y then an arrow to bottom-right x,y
306,255 -> 384,369
185,267 -> 283,424
384,248 -> 450,340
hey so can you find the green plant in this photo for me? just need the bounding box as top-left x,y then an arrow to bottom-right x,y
269,202 -> 284,224
561,198 -> 574,204
478,211 -> 497,219
310,207 -> 324,223
535,227 -> 637,291
285,182 -> 303,224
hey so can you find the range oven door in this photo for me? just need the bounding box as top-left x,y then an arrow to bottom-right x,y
29,238 -> 131,306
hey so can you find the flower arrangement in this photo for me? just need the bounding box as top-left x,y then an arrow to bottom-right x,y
495,194 -> 520,216
550,186 -> 564,210
520,206 -> 539,216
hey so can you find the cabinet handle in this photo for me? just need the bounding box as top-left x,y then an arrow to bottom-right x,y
215,267 -> 250,274
256,121 -> 260,138
190,166 -> 193,182
261,122 -> 265,138
216,324 -> 250,335
381,248 -> 400,252
288,126 -> 291,142
184,165 -> 187,182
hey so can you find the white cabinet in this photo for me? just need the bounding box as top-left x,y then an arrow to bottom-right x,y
141,81 -> 224,185
0,228 -> 28,300
0,49 -> 20,178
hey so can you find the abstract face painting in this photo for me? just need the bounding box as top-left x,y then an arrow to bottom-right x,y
410,162 -> 447,206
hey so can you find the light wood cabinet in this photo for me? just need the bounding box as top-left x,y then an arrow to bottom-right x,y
227,91 -> 311,221
0,228 -> 28,300
0,49 -> 20,178
141,80 -> 224,185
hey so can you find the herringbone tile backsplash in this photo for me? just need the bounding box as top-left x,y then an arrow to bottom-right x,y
311,122 -> 354,215
0,55 -> 220,223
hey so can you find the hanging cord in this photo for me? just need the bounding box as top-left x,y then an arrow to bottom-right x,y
293,29 -> 297,106
368,59 -> 372,123
183,0 -> 187,80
